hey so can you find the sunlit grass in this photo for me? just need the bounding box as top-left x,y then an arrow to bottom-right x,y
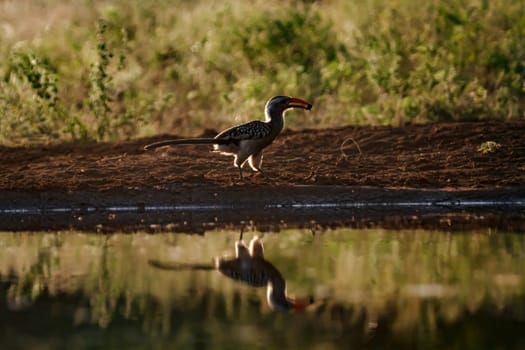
0,0 -> 524,144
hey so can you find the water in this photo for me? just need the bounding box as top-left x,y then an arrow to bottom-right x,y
1,229 -> 524,349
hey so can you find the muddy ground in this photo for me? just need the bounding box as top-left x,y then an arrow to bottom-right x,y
1,121 -> 524,191
1,121 -> 524,232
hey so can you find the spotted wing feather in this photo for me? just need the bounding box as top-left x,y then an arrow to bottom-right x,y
215,121 -> 272,141
216,258 -> 269,287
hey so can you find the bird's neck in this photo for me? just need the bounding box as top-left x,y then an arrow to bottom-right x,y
265,109 -> 285,133
266,276 -> 294,311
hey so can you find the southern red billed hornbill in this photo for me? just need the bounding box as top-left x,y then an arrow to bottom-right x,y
148,229 -> 313,312
144,95 -> 312,179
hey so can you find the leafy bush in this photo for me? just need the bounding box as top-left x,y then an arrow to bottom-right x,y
0,0 -> 523,144
351,1 -> 525,124
1,51 -> 87,142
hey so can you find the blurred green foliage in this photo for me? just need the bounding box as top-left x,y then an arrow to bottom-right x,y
0,0 -> 523,143
0,229 -> 524,349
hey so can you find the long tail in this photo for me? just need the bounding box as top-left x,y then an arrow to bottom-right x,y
144,138 -> 233,150
148,259 -> 215,271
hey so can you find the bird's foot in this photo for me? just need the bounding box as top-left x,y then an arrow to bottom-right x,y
254,168 -> 270,179
230,177 -> 246,186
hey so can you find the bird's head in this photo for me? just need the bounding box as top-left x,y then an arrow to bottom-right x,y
265,95 -> 312,121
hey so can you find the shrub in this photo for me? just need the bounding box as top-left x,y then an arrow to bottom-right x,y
0,0 -> 523,144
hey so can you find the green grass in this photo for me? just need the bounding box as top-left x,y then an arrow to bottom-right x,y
0,0 -> 524,144
478,140 -> 502,153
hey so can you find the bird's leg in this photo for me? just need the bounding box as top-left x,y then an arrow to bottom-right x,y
239,227 -> 244,241
248,151 -> 268,178
248,234 -> 265,258
235,228 -> 250,259
234,154 -> 251,181
256,168 -> 268,178
233,155 -> 244,180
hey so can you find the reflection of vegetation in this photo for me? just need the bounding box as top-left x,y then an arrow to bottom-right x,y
0,230 -> 524,348
150,231 -> 313,312
1,0 -> 524,143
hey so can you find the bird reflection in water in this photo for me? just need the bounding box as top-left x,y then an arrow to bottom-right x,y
149,229 -> 313,312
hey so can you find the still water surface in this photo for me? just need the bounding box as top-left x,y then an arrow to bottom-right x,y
1,228 -> 524,349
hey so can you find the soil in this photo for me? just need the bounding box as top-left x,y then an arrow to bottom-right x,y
1,121 -> 524,191
1,121 -> 525,232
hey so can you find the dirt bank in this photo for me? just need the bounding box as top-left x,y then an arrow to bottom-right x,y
1,121 -> 524,191
1,121 -> 524,232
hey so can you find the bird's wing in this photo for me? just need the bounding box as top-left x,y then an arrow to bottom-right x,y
215,121 -> 272,141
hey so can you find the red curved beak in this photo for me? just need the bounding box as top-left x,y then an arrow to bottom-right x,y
290,296 -> 315,311
289,97 -> 313,110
